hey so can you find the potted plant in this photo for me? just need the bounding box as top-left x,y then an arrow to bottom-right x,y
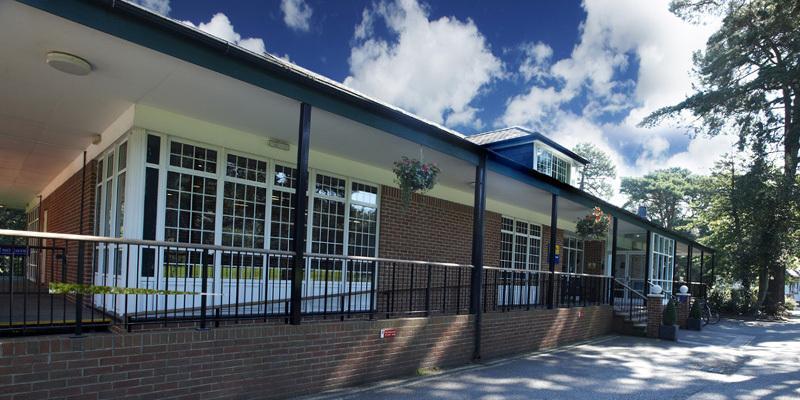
659,298 -> 678,341
575,207 -> 611,240
392,156 -> 440,207
687,299 -> 703,331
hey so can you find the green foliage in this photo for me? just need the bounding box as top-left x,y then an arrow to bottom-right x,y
785,297 -> 797,311
663,299 -> 678,326
689,299 -> 702,319
642,0 -> 800,314
572,143 -> 617,200
0,208 -> 27,245
49,282 -> 199,296
708,284 -> 759,315
393,156 -> 440,207
620,168 -> 702,232
575,207 -> 611,240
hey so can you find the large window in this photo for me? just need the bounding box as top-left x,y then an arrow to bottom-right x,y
651,233 -> 675,293
500,217 -> 541,270
535,145 -> 572,184
93,139 -> 128,276
155,137 -> 380,282
562,236 -> 584,274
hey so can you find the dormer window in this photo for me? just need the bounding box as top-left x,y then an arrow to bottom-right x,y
535,145 -> 572,184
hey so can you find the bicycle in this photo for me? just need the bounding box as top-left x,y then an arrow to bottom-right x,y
698,298 -> 720,325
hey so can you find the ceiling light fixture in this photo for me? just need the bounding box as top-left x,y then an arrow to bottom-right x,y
267,138 -> 290,151
46,51 -> 92,76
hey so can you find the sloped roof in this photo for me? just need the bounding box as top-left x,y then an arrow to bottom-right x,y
467,126 -> 532,145
467,126 -> 589,164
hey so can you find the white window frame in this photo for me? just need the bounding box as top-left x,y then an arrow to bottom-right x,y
562,235 -> 584,274
500,216 -> 542,271
650,233 -> 675,294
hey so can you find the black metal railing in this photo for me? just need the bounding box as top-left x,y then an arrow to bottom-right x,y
0,229 -> 616,335
482,267 -> 613,311
612,278 -> 648,324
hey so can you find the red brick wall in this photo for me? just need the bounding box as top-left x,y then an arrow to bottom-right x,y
378,186 -> 501,266
0,306 -> 613,400
482,306 -> 613,359
39,162 -> 97,285
541,226 -> 564,272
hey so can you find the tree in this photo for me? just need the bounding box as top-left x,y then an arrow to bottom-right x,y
572,143 -> 617,200
641,0 -> 799,312
619,168 -> 700,232
0,207 -> 27,246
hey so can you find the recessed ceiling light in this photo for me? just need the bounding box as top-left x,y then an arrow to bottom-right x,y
46,51 -> 92,76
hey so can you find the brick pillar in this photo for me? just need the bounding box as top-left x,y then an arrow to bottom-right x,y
646,294 -> 664,338
677,294 -> 691,328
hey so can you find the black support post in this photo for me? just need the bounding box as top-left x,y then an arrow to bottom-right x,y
610,217 -> 618,305
710,253 -> 716,289
699,249 -> 705,299
672,241 -> 678,294
644,230 -> 651,295
290,103 -> 311,325
73,151 -> 87,338
547,194 -> 558,309
470,154 -> 486,361
686,245 -> 693,285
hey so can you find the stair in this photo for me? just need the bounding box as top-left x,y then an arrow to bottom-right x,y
612,301 -> 647,337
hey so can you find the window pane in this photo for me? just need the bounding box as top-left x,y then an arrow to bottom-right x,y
118,142 -> 128,171
226,154 -> 267,183
165,171 -> 217,246
146,135 -> 161,165
351,182 -> 378,205
348,204 -> 377,257
222,181 -> 266,250
270,190 -> 294,251
274,164 -> 296,189
169,140 -> 217,173
315,173 -> 345,198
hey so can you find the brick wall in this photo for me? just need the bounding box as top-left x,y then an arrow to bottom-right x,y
646,294 -> 664,338
378,186 -> 501,266
39,162 -> 97,285
584,240 -> 606,275
0,306 -> 613,400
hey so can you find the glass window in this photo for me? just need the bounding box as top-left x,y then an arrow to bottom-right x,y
270,163 -> 297,252
500,216 -> 542,270
165,171 -> 217,245
146,134 -> 161,165
226,153 -> 267,183
222,181 -> 266,248
169,141 -> 217,173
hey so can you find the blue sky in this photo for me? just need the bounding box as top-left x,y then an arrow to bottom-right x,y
132,0 -> 733,204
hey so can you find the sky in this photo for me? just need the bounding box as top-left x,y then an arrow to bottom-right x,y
131,0 -> 734,205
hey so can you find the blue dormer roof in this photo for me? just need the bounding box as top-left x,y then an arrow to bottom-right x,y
467,126 -> 590,165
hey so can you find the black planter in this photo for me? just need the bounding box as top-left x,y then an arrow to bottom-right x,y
687,318 -> 702,331
659,324 -> 678,341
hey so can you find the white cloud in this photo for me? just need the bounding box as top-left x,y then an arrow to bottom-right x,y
182,13 -> 266,54
128,0 -> 170,15
497,0 -> 726,205
518,41 -> 553,82
343,0 -> 503,128
281,0 -> 313,32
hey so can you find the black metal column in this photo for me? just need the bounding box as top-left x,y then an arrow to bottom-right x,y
470,154 -> 486,361
610,217 -> 618,306
547,194 -> 558,309
710,253 -> 716,289
290,103 -> 311,325
644,230 -> 651,295
73,151 -> 87,337
671,241 -> 678,294
699,249 -> 705,299
686,245 -> 693,284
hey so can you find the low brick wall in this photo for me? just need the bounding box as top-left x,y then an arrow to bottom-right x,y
0,306 -> 612,400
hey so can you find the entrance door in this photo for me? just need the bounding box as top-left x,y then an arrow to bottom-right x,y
614,252 -> 646,300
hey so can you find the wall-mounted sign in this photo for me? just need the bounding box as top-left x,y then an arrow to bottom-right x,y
380,328 -> 397,338
0,246 -> 27,257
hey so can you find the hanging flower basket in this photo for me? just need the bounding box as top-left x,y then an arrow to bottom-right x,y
392,156 -> 440,207
576,207 -> 611,240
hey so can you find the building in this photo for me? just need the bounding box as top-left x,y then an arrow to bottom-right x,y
0,1 -> 716,398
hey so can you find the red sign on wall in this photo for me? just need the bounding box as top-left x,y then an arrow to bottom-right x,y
380,328 -> 397,338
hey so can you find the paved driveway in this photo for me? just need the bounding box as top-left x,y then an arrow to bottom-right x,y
309,313 -> 800,400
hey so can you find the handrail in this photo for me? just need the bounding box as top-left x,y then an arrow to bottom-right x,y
614,278 -> 647,300
0,229 -> 473,269
482,265 -> 611,279
0,229 -> 295,257
305,252 -> 473,268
